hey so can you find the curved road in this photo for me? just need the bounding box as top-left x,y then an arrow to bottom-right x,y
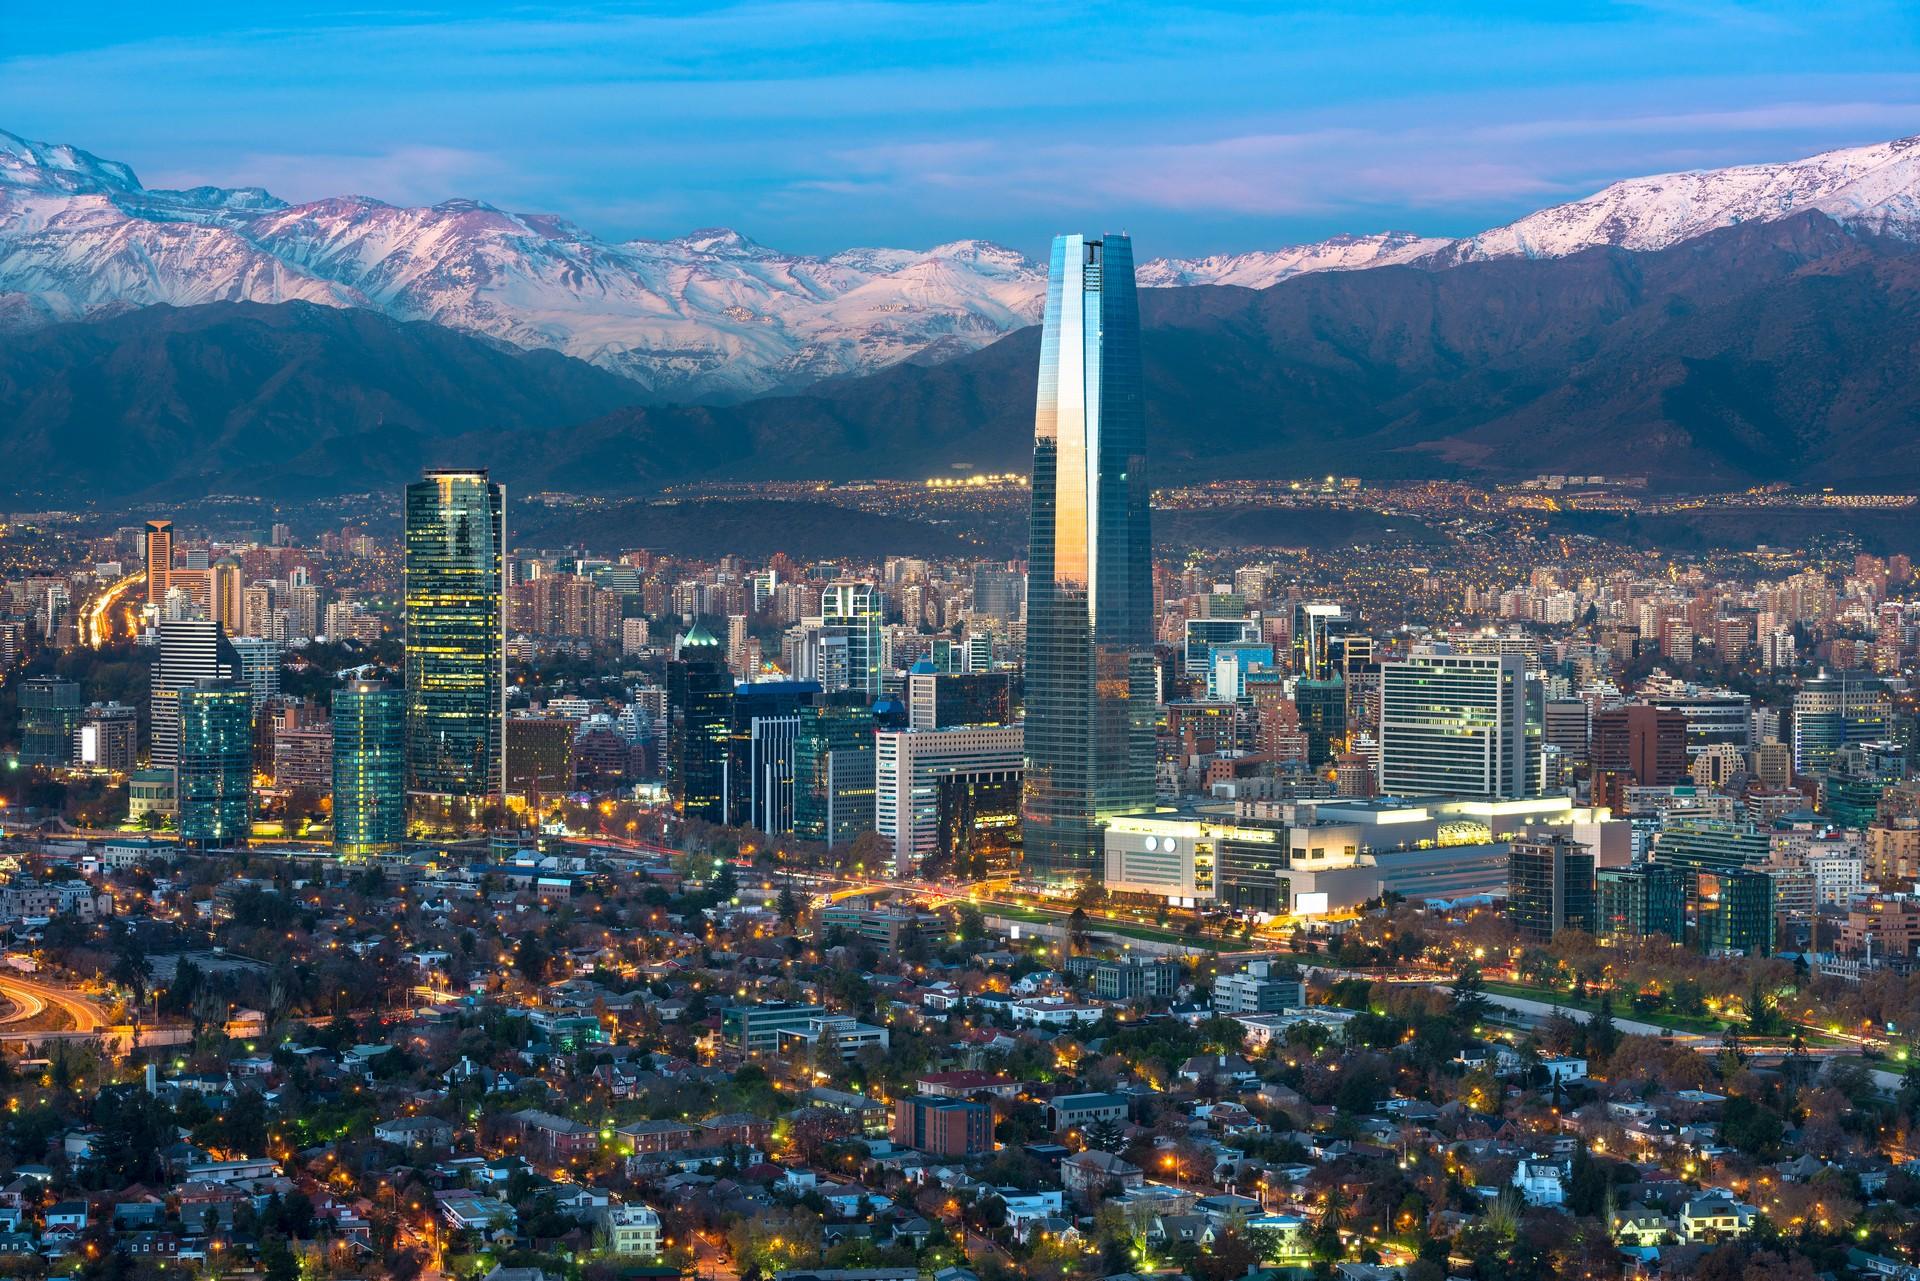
0,973 -> 109,1035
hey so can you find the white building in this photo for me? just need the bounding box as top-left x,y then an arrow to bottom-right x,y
875,724 -> 1023,875
603,1203 -> 662,1257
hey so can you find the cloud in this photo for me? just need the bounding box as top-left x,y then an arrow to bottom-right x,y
144,145 -> 506,206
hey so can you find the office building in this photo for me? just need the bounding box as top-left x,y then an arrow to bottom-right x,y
726,680 -> 821,833
1184,616 -> 1259,680
150,617 -> 241,769
794,695 -> 877,847
668,624 -> 731,823
1695,868 -> 1775,955
18,677 -> 81,768
1648,690 -> 1752,758
878,724 -> 1024,876
1022,232 -> 1155,881
333,680 -> 406,857
505,717 -> 579,805
1594,863 -> 1688,942
1508,835 -> 1596,941
821,582 -> 883,698
1213,960 -> 1306,1014
144,519 -> 172,606
1295,677 -> 1347,767
1542,699 -> 1590,764
908,666 -> 1019,731
1378,650 -> 1529,799
1292,603 -> 1351,681
1591,706 -> 1689,786
971,565 -> 1024,622
1794,671 -> 1891,773
403,469 -> 507,814
177,681 -> 253,847
1655,817 -> 1770,875
935,768 -> 1024,877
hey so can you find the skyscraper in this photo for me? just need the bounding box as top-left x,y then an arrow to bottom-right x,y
820,582 -> 883,698
177,681 -> 253,847
151,618 -> 241,768
143,520 -> 173,606
403,469 -> 506,817
1378,649 -> 1528,798
333,679 -> 406,857
1022,232 -> 1154,882
668,624 -> 731,823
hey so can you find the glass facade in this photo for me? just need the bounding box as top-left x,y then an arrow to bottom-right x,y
177,681 -> 253,847
1023,233 -> 1154,882
1595,863 -> 1687,941
403,470 -> 506,810
333,679 -> 406,857
18,677 -> 81,768
794,695 -> 877,846
668,625 -> 731,823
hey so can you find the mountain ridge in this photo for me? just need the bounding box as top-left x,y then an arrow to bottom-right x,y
7,126 -> 1920,398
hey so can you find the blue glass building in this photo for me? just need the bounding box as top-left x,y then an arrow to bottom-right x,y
177,681 -> 253,847
1021,233 -> 1155,882
334,678 -> 406,857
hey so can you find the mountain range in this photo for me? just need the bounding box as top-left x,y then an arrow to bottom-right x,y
5,127 -> 1920,501
7,128 -> 1920,401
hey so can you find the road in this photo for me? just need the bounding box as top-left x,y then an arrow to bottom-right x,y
82,570 -> 146,648
0,973 -> 109,1035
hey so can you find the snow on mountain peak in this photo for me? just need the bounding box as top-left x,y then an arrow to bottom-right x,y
5,126 -> 1920,399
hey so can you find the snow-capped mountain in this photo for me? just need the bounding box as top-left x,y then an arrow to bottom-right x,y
0,128 -> 1047,399
1135,231 -> 1450,288
5,127 -> 1920,396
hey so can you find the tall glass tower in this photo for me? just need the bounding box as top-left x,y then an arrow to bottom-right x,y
334,678 -> 406,857
1022,233 -> 1155,882
177,681 -> 253,847
404,469 -> 506,818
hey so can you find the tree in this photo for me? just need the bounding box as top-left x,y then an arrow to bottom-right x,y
777,884 -> 802,926
1450,963 -> 1491,1029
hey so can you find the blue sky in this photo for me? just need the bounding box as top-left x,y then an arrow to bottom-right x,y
4,1 -> 1918,258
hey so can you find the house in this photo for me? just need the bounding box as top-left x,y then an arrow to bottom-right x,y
44,1201 -> 89,1233
915,1071 -> 1019,1099
1680,1194 -> 1756,1243
1511,1157 -> 1567,1207
1061,1150 -> 1143,1206
440,1193 -> 518,1234
1610,1203 -> 1672,1247
507,1109 -> 597,1161
702,1113 -> 775,1148
1178,1054 -> 1259,1088
1541,1056 -> 1589,1084
375,1117 -> 455,1151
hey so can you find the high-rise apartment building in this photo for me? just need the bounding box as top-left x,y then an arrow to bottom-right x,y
177,681 -> 253,847
1378,649 -> 1528,799
1022,232 -> 1154,881
403,469 -> 506,815
333,679 -> 406,857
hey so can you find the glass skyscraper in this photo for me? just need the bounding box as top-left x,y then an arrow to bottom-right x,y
1022,233 -> 1154,882
334,678 -> 406,857
668,624 -> 732,824
177,681 -> 253,847
403,469 -> 506,816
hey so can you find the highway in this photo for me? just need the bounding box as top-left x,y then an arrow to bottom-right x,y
0,972 -> 110,1035
82,570 -> 146,648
